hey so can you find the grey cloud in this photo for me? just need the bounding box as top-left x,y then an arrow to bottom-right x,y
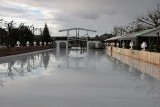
0,0 -> 158,36
0,4 -> 27,14
75,12 -> 100,20
74,9 -> 118,20
15,0 -> 119,20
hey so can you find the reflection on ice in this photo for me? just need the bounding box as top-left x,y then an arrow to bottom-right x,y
68,50 -> 87,58
0,49 -> 160,107
106,51 -> 160,80
0,49 -> 103,86
56,49 -> 102,71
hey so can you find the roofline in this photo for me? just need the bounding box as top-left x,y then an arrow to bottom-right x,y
105,27 -> 160,41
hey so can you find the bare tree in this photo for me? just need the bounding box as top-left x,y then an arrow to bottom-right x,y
111,3 -> 160,36
112,26 -> 119,36
112,26 -> 127,36
137,3 -> 160,28
130,21 -> 146,32
5,21 -> 14,48
125,25 -> 134,33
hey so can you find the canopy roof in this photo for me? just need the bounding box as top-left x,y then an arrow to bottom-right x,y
105,27 -> 160,41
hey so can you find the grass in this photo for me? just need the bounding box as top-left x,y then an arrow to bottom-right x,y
0,46 -> 52,57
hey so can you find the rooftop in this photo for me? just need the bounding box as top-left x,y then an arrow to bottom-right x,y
105,27 -> 160,41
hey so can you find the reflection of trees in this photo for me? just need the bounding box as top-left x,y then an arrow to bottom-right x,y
7,60 -> 16,79
27,58 -> 31,72
30,54 -> 40,69
0,50 -> 53,86
0,80 -> 3,87
42,52 -> 51,69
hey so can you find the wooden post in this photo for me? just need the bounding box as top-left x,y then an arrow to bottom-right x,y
156,32 -> 159,52
149,37 -> 151,51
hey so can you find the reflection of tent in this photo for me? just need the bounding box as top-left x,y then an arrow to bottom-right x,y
107,51 -> 160,81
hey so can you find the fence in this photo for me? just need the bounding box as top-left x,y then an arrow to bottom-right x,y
106,46 -> 160,66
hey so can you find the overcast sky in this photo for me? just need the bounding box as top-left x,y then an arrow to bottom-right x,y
0,0 -> 159,36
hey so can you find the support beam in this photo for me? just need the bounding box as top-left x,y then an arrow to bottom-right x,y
78,28 -> 96,32
59,28 -> 77,32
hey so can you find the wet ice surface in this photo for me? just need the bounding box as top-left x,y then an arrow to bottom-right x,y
0,49 -> 160,107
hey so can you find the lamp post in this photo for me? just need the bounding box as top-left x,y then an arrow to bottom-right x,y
156,32 -> 159,52
0,19 -> 4,45
122,41 -> 125,48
